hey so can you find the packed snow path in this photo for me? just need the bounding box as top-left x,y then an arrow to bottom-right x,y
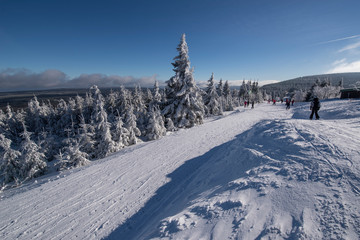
1,100 -> 360,239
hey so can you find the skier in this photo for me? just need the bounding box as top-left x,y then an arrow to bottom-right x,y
291,99 -> 294,106
244,101 -> 247,108
309,97 -> 321,120
251,101 -> 254,109
286,99 -> 290,110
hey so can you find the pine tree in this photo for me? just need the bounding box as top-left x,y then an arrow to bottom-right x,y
78,114 -> 95,159
0,134 -> 21,186
56,141 -> 90,171
204,73 -> 222,116
223,80 -> 234,111
153,80 -> 162,104
123,105 -> 141,146
132,85 -> 147,135
162,33 -> 205,129
117,85 -> 132,118
111,111 -> 129,150
18,123 -> 47,182
91,86 -> 117,158
165,118 -> 176,132
146,105 -> 166,140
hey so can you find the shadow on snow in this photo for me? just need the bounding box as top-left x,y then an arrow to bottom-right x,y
104,117 -> 341,239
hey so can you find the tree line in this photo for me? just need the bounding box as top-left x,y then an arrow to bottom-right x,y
0,34 -> 263,189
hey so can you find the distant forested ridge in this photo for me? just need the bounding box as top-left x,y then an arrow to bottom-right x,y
261,72 -> 360,98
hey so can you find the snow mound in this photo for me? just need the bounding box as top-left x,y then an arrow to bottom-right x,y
138,116 -> 360,239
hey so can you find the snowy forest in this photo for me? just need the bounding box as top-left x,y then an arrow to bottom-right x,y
262,76 -> 344,102
0,34 -> 265,189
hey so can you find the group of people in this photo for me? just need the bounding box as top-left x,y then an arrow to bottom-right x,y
267,97 -> 321,120
244,101 -> 255,109
284,98 -> 295,110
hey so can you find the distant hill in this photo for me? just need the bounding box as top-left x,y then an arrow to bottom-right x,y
260,72 -> 360,95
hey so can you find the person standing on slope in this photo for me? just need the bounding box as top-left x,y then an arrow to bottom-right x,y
286,99 -> 290,110
310,97 -> 321,120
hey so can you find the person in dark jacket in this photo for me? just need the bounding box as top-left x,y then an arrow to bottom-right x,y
310,97 -> 321,120
285,99 -> 290,110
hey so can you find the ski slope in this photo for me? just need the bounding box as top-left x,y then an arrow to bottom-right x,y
1,99 -> 360,239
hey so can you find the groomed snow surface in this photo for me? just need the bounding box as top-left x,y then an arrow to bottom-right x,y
1,99 -> 360,240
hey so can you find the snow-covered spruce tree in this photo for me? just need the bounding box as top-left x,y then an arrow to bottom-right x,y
305,79 -> 320,101
217,79 -> 224,97
153,80 -> 162,104
117,85 -> 132,118
18,123 -> 47,182
223,80 -> 234,111
238,80 -> 246,103
111,110 -> 129,150
78,113 -> 95,159
3,104 -> 25,144
26,96 -> 44,135
146,104 -> 166,140
53,98 -> 72,137
216,79 -> 225,109
55,141 -> 90,171
204,73 -> 222,116
123,105 -> 141,146
162,33 -> 205,129
0,134 -> 21,186
232,89 -> 240,107
145,88 -> 153,107
105,89 -> 118,121
293,90 -> 306,102
132,85 -> 147,135
91,86 -> 117,158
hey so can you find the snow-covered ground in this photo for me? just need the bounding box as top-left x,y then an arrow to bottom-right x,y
1,99 -> 360,240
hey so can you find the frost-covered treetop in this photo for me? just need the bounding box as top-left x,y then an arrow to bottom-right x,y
172,33 -> 191,78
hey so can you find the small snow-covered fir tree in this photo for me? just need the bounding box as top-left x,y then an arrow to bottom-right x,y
223,80 -> 234,111
162,33 -> 205,129
18,123 -> 47,182
145,88 -> 153,106
78,114 -> 95,159
56,141 -> 90,171
146,105 -> 166,140
204,73 -> 222,116
132,85 -> 147,135
117,85 -> 132,118
153,80 -> 162,103
0,134 -> 21,186
123,105 -> 141,146
111,110 -> 129,150
91,86 -> 117,158
105,90 -> 118,119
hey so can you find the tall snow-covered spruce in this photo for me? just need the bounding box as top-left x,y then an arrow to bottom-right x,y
162,34 -> 205,129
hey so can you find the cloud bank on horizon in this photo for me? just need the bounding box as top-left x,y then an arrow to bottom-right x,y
0,68 -> 158,91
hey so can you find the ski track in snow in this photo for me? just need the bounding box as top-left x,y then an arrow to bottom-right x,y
1,99 -> 360,240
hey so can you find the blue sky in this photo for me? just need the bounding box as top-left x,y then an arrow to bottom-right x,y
1,0 -> 360,90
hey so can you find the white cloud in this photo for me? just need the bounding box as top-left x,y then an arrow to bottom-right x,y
316,34 -> 360,45
326,59 -> 360,74
338,40 -> 360,53
257,80 -> 280,86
